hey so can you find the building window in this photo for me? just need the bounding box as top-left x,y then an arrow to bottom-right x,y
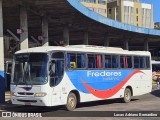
98,8 -> 106,13
98,0 -> 106,5
108,8 -> 112,14
88,7 -> 94,11
136,8 -> 138,14
93,8 -> 97,12
80,0 -> 96,3
136,16 -> 138,22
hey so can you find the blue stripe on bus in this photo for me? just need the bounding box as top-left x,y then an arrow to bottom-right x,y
0,70 -> 5,103
0,70 -> 4,77
66,70 -> 134,94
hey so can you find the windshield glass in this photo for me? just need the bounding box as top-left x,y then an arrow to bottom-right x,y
152,64 -> 160,72
11,53 -> 48,85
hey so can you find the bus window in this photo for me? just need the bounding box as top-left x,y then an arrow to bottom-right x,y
146,57 -> 150,69
87,54 -> 103,69
134,56 -> 139,68
52,52 -> 64,59
112,55 -> 119,68
120,56 -> 125,68
88,54 -> 95,68
67,53 -> 76,68
67,53 -> 85,69
105,55 -> 111,68
140,57 -> 145,68
120,56 -> 132,68
96,55 -> 103,68
127,56 -> 132,68
67,53 -> 71,68
77,54 -> 85,68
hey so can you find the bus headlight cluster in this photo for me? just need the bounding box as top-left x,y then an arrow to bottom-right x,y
11,92 -> 17,96
34,92 -> 47,97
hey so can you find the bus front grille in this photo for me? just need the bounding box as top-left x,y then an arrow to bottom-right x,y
18,92 -> 34,95
17,99 -> 37,103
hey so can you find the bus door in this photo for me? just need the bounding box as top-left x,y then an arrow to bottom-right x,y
49,52 -> 64,105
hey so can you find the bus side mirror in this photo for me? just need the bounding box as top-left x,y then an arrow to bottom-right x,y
49,62 -> 55,76
6,62 -> 12,74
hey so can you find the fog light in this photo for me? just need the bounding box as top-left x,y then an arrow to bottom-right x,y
11,92 -> 17,96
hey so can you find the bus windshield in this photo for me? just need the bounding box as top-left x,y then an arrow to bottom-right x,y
12,53 -> 48,85
152,64 -> 160,72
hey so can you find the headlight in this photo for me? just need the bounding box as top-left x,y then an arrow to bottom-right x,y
11,92 -> 17,96
34,92 -> 47,97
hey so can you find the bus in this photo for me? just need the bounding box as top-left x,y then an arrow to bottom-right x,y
10,45 -> 152,111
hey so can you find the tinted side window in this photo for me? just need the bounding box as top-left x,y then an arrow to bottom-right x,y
139,57 -> 145,68
105,55 -> 112,68
88,54 -> 95,68
134,56 -> 139,68
96,54 -> 103,68
120,56 -> 132,68
112,55 -> 119,68
127,56 -> 132,68
134,56 -> 149,69
52,52 -> 64,59
146,57 -> 150,69
67,53 -> 76,68
67,53 -> 85,69
87,54 -> 103,69
77,54 -> 85,68
120,56 -> 125,68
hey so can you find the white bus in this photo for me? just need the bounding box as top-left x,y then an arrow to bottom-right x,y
11,45 -> 152,111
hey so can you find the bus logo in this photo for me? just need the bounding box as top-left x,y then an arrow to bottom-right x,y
19,87 -> 32,91
82,70 -> 144,99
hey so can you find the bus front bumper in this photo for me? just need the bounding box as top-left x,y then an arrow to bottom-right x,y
11,96 -> 51,106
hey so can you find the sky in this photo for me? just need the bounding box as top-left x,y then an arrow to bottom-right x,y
140,0 -> 160,22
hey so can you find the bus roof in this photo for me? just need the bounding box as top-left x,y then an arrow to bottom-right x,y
15,45 -> 150,56
151,60 -> 160,64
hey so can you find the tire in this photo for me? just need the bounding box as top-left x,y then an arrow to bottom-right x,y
65,93 -> 77,111
123,88 -> 131,103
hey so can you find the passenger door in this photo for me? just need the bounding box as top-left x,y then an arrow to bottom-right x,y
49,52 -> 64,105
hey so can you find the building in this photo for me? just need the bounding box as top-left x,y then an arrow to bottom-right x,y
80,0 -> 108,17
107,0 -> 154,28
80,0 -> 154,28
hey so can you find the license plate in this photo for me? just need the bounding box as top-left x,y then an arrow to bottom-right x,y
25,102 -> 31,106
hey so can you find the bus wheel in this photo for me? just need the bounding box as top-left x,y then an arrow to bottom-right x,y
123,88 -> 131,103
65,93 -> 77,111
